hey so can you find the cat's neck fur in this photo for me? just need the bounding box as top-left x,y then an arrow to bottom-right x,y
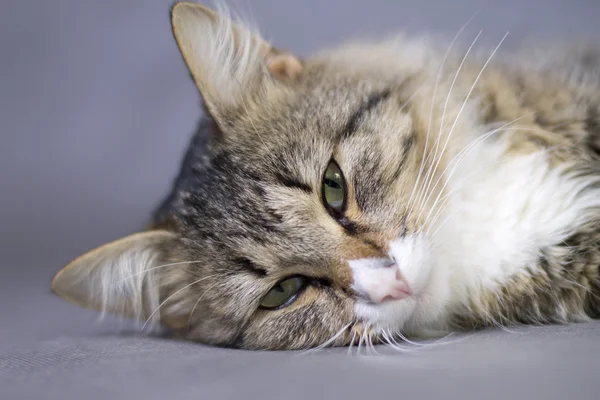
401,48 -> 600,333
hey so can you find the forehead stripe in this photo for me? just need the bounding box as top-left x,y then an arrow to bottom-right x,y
234,257 -> 268,277
274,172 -> 313,193
341,89 -> 391,139
388,129 -> 417,184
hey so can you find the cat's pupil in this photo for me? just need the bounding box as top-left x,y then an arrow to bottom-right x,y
324,178 -> 341,189
273,284 -> 284,293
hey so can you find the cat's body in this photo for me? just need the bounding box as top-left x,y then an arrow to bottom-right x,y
52,2 -> 600,350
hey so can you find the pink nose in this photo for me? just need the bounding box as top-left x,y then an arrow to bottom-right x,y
348,258 -> 413,304
361,263 -> 412,304
369,265 -> 411,303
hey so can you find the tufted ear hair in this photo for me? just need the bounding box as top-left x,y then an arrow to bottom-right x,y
170,2 -> 303,118
51,230 -> 178,325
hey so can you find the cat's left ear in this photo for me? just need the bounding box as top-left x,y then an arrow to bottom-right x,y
51,230 -> 178,322
170,2 -> 302,117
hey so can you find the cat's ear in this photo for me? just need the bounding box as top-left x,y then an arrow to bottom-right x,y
170,2 -> 302,115
51,230 -> 177,323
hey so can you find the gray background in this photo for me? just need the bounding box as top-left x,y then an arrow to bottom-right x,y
1,1 -> 600,399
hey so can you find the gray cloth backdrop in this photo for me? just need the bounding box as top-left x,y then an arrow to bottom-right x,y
2,1 -> 599,399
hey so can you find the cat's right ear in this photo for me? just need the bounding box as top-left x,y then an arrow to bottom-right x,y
170,2 -> 302,119
51,230 -> 178,324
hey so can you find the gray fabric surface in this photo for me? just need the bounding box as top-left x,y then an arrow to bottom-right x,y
2,1 -> 600,399
2,323 -> 600,399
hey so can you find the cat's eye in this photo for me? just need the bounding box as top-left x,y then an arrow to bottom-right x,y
322,160 -> 346,214
260,276 -> 307,309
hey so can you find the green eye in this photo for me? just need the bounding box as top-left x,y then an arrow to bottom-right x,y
322,160 -> 346,213
260,276 -> 307,309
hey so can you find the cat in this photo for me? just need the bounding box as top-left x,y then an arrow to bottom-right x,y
51,2 -> 600,350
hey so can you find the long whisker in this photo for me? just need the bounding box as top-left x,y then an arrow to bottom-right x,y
394,331 -> 430,347
367,331 -> 380,356
416,31 -> 483,215
393,330 -> 472,352
239,92 -> 267,147
422,142 -> 493,235
421,114 -> 533,233
365,331 -> 372,356
423,143 -> 506,234
187,282 -> 219,331
357,330 -> 365,356
414,331 -> 476,348
419,32 -> 510,215
413,30 -> 483,219
400,82 -> 426,113
422,115 -> 532,233
406,16 -> 477,213
347,323 -> 358,356
114,261 -> 204,285
381,329 -> 412,353
141,275 -> 216,331
427,203 -> 454,240
298,322 -> 354,355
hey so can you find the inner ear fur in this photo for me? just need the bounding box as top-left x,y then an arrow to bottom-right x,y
170,2 -> 303,116
51,230 -> 178,323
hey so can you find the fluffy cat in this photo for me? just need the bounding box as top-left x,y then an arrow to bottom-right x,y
51,2 -> 600,350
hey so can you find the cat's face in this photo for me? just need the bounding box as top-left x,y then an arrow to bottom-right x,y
52,3 -> 449,350
165,73 -> 432,349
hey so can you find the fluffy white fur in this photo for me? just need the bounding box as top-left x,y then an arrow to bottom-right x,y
352,135 -> 600,336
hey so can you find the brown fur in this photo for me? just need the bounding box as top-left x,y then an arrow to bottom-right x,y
51,3 -> 600,350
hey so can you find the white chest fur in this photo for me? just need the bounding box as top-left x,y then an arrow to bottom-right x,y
352,134 -> 600,335
431,137 -> 600,319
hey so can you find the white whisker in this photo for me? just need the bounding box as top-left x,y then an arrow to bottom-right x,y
381,330 -> 412,353
367,332 -> 380,356
357,330 -> 365,356
419,32 -> 510,216
141,275 -> 216,331
406,18 -> 476,214
187,282 -> 219,331
298,322 -> 353,355
114,261 -> 203,285
421,113 -> 533,234
239,94 -> 267,147
347,324 -> 358,356
394,331 -> 429,347
413,30 -> 483,220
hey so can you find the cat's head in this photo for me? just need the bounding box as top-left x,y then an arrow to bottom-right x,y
52,2 -> 457,350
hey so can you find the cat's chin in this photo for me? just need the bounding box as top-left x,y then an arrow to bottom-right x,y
354,296 -> 419,332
